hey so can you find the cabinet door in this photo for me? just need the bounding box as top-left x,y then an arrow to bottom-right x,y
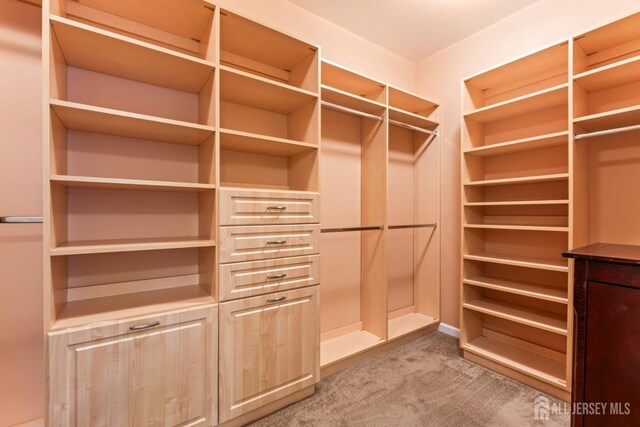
219,286 -> 319,422
49,305 -> 218,427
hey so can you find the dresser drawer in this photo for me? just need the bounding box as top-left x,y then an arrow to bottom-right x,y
219,224 -> 320,263
219,189 -> 320,226
219,255 -> 320,301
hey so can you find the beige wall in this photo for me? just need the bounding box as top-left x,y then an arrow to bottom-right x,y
415,0 -> 640,328
217,0 -> 417,91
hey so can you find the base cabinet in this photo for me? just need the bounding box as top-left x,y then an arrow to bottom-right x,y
48,305 -> 218,427
218,286 -> 319,423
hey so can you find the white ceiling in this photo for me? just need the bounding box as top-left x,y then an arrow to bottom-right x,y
287,0 -> 540,61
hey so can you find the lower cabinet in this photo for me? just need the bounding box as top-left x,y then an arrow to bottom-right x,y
48,305 -> 218,427
218,286 -> 320,423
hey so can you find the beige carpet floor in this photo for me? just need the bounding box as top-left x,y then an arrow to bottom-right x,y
250,332 -> 569,426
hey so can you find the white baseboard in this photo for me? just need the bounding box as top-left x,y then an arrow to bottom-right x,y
437,322 -> 460,338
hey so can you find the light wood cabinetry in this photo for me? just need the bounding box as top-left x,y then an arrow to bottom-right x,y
218,286 -> 319,422
219,189 -> 320,226
49,305 -> 218,426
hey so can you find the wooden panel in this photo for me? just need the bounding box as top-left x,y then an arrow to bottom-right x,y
219,189 -> 320,226
218,286 -> 319,422
50,174 -> 215,192
48,305 -> 218,426
218,224 -> 320,263
219,255 -> 320,301
321,60 -> 386,102
321,85 -> 386,115
220,128 -> 317,157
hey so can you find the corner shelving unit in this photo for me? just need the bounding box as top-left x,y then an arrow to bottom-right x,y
44,0 -> 218,332
461,40 -> 572,400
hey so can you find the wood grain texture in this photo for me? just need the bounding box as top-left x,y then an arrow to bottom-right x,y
219,189 -> 320,226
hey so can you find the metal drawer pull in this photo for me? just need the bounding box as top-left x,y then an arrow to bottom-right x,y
0,216 -> 43,224
267,273 -> 287,280
267,296 -> 287,303
130,321 -> 160,331
266,206 -> 287,210
266,240 -> 286,245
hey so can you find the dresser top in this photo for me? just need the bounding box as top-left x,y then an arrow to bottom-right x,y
563,243 -> 640,265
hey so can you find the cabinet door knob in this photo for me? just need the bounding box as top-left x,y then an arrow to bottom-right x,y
266,296 -> 286,303
130,321 -> 160,331
266,206 -> 287,210
267,273 -> 287,280
266,240 -> 286,245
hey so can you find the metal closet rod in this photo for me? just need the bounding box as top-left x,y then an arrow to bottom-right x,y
0,216 -> 43,223
321,101 -> 384,121
575,123 -> 640,140
388,222 -> 437,230
321,225 -> 384,233
388,119 -> 438,136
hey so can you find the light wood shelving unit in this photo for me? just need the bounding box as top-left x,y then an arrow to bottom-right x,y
320,60 -> 440,375
461,41 -> 572,400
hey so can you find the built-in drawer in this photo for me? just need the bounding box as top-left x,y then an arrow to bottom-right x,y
219,255 -> 320,301
219,189 -> 320,226
219,224 -> 320,264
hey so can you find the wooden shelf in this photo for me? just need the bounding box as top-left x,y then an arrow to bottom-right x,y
51,237 -> 216,256
388,312 -> 437,340
574,54 -> 640,93
50,16 -> 215,94
464,224 -> 568,232
465,200 -> 569,207
388,86 -> 438,113
464,252 -> 568,272
464,276 -> 568,304
51,285 -> 215,330
50,100 -> 215,145
321,85 -> 386,115
320,329 -> 383,367
51,175 -> 215,192
464,131 -> 568,157
465,84 -> 568,123
220,65 -> 318,114
321,60 -> 385,101
463,336 -> 566,387
464,298 -> 567,335
573,104 -> 640,132
388,106 -> 438,129
220,128 -> 317,157
464,173 -> 569,187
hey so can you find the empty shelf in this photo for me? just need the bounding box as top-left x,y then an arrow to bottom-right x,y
464,276 -> 568,304
321,85 -> 386,115
50,16 -> 215,93
465,200 -> 569,207
464,224 -> 568,232
321,60 -> 386,100
464,298 -> 567,335
388,312 -> 437,340
464,252 -> 568,272
574,105 -> 640,132
51,100 -> 215,145
465,84 -> 568,123
51,237 -> 216,256
51,285 -> 215,330
219,128 -> 317,157
220,65 -> 318,114
388,86 -> 438,113
465,173 -> 569,187
574,54 -> 640,93
464,131 -> 568,157
51,175 -> 215,192
388,107 -> 438,129
320,330 -> 383,367
463,336 -> 566,387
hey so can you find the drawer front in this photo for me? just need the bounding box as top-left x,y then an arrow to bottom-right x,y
219,286 -> 319,422
219,224 -> 320,263
219,255 -> 320,301
219,189 -> 320,225
48,305 -> 218,427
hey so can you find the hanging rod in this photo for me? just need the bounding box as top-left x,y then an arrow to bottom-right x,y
321,225 -> 384,233
0,216 -> 43,224
575,123 -> 640,140
388,222 -> 437,230
389,119 -> 438,136
321,101 -> 384,121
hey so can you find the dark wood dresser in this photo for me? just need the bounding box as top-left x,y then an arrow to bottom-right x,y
563,243 -> 640,427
